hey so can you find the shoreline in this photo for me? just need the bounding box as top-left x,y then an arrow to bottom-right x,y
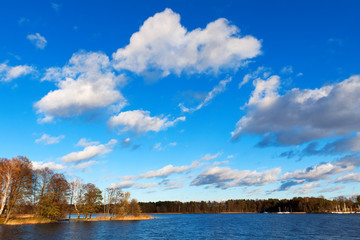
149,212 -> 307,214
1,214 -> 155,225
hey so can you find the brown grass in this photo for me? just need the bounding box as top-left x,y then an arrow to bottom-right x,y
4,217 -> 54,225
71,215 -> 155,222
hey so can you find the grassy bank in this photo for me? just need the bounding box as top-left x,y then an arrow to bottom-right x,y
0,214 -> 154,225
1,216 -> 55,225
69,214 -> 154,222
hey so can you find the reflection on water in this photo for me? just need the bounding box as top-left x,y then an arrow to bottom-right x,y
1,214 -> 360,240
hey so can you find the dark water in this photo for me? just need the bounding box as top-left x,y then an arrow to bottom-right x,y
1,214 -> 360,239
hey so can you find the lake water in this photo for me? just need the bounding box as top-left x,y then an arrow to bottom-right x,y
1,214 -> 360,239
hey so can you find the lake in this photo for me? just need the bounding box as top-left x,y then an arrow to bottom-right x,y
1,214 -> 360,239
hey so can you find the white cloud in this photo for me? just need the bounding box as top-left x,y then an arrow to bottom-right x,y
108,110 -> 185,133
35,51 -> 126,121
135,182 -> 158,189
282,155 -> 359,182
232,75 -> 360,146
179,77 -> 232,113
27,33 -> 47,49
121,137 -> 132,147
71,160 -> 99,170
336,172 -> 360,183
281,133 -> 360,159
158,177 -> 186,190
32,161 -> 66,171
76,138 -> 100,147
112,8 -> 261,77
152,142 -> 162,151
200,153 -> 220,161
35,133 -> 64,145
274,155 -> 360,192
62,139 -> 117,163
0,62 -> 34,82
280,65 -> 293,75
239,66 -> 271,88
109,181 -> 135,189
138,162 -> 201,179
191,166 -> 281,189
125,160 -> 204,180
296,182 -> 321,194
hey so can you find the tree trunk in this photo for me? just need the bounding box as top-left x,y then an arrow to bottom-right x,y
68,195 -> 73,220
4,210 -> 11,224
0,174 -> 11,216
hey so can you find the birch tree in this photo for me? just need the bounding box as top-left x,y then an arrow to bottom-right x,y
69,177 -> 82,219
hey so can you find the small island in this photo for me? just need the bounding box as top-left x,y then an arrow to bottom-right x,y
0,157 -> 153,225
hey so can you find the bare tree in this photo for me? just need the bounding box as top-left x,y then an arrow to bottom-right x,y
2,157 -> 33,223
69,177 -> 82,219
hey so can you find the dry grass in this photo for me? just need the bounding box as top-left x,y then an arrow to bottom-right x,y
113,215 -> 154,220
71,215 -> 154,222
4,217 -> 54,225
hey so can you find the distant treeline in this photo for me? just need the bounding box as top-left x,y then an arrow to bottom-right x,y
139,197 -> 360,214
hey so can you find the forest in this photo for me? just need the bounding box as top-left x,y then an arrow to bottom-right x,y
139,195 -> 360,214
0,156 -> 141,224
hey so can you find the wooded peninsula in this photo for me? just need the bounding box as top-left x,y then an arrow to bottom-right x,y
1,157 -> 359,225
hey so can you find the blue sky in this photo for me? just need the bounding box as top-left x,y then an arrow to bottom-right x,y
1,0 -> 360,201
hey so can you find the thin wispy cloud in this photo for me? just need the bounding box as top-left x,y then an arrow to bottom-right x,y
35,133 -> 64,145
0,62 -> 34,82
108,110 -> 185,133
179,78 -> 232,113
27,33 -> 47,49
191,166 -> 281,189
62,139 -> 117,163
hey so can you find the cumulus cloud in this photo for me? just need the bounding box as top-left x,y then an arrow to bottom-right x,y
191,166 -> 281,189
179,77 -> 232,113
280,133 -> 360,159
336,172 -> 360,183
62,139 -> 117,163
0,62 -> 34,81
108,110 -> 185,133
35,51 -> 126,122
232,75 -> 360,146
112,8 -> 261,77
282,155 -> 360,181
27,33 -> 47,49
35,133 -> 64,145
32,161 -> 66,171
275,155 -> 360,191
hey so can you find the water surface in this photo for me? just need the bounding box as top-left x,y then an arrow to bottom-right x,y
1,214 -> 359,239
